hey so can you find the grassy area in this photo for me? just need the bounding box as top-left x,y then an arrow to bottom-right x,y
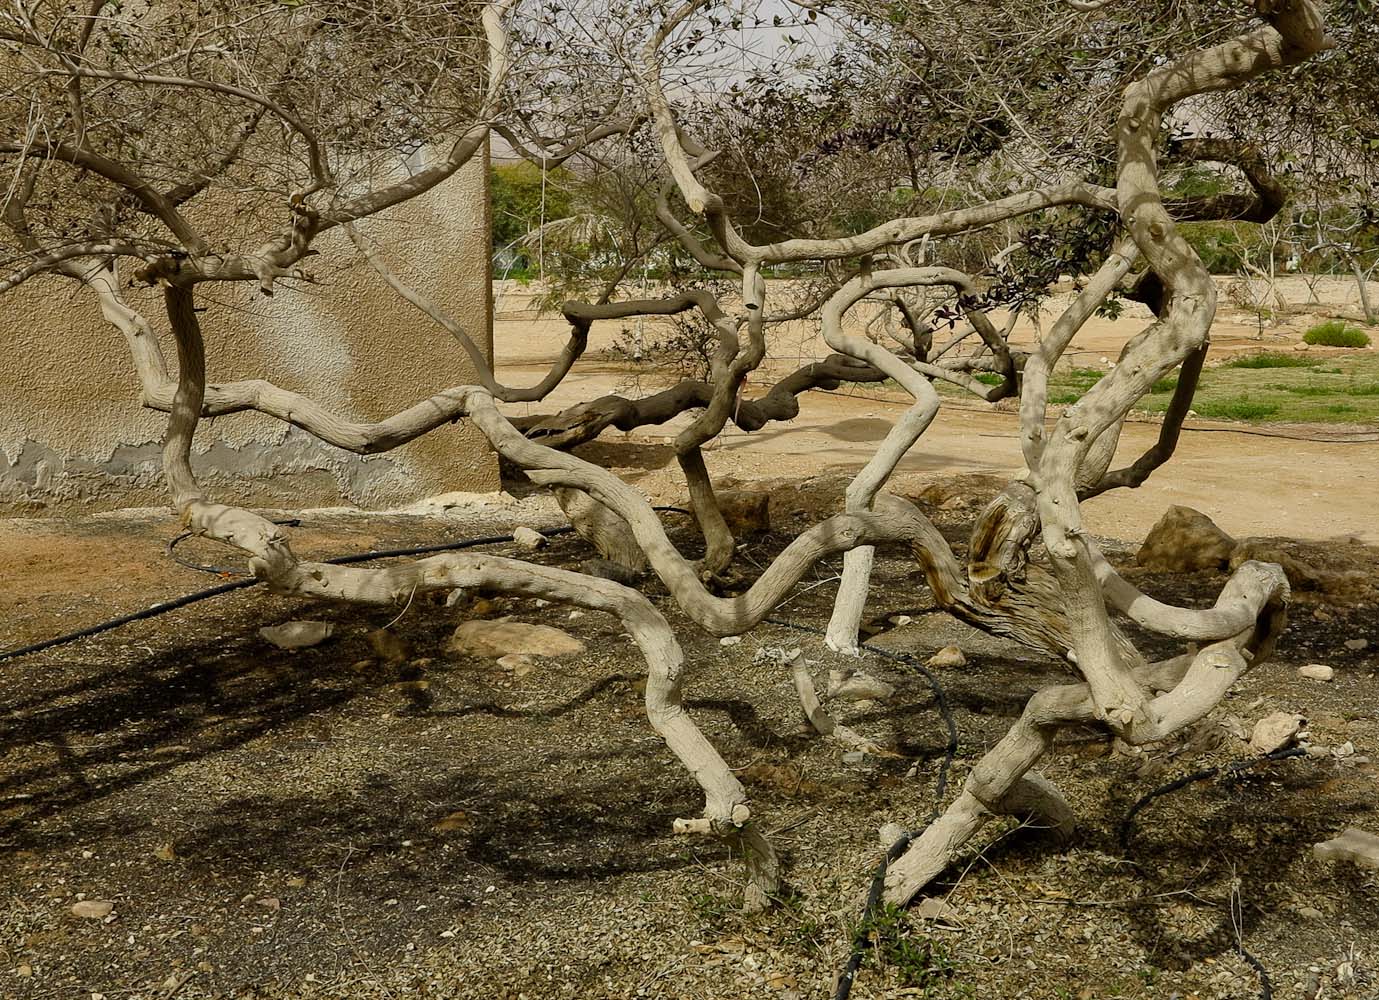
1039,352 -> 1379,424
922,351 -> 1379,423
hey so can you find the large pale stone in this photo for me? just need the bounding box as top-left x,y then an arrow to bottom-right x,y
1137,506 -> 1235,573
827,670 -> 895,703
718,490 -> 772,536
511,526 -> 547,550
450,619 -> 585,659
1313,828 -> 1379,870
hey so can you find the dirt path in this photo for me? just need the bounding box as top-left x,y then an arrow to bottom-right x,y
495,362 -> 1379,545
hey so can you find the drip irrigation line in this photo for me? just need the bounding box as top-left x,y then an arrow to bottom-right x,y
0,578 -> 261,664
1118,745 -> 1307,851
1118,744 -> 1308,1000
1,506 -> 694,663
766,617 -> 959,1000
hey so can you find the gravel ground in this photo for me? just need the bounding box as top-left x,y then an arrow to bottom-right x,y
1,480 -> 1376,999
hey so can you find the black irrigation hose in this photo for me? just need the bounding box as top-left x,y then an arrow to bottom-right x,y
0,506 -> 695,663
1118,745 -> 1308,851
168,524 -> 578,576
766,617 -> 959,1000
0,578 -> 262,663
1117,744 -> 1309,1000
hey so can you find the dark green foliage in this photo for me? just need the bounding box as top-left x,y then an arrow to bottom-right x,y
490,162 -> 573,251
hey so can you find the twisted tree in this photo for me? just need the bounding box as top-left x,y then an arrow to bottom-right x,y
0,0 -> 1342,910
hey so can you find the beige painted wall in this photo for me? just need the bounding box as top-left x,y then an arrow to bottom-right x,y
0,155 -> 497,513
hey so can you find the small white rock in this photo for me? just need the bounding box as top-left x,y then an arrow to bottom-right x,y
831,671 -> 895,702
497,653 -> 538,678
259,621 -> 334,650
915,897 -> 963,923
1344,638 -> 1369,652
719,636 -> 742,647
1313,827 -> 1379,870
879,822 -> 906,848
1299,663 -> 1335,682
1249,711 -> 1304,753
927,645 -> 967,669
511,526 -> 547,550
71,900 -> 114,920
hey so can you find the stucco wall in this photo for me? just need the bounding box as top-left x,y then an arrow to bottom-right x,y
0,155 -> 497,513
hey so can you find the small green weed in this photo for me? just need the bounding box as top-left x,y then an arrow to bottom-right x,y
1150,377 -> 1179,393
866,903 -> 966,993
686,890 -> 736,927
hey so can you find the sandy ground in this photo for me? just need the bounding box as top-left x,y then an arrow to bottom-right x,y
491,278 -> 1379,545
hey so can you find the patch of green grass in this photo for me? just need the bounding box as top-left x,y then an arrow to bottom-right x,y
1271,383 -> 1333,396
953,352 -> 1379,424
1222,352 -> 1315,369
1064,367 -> 1105,383
1047,391 -> 1085,405
1194,399 -> 1280,420
1304,320 -> 1372,348
972,372 -> 1003,385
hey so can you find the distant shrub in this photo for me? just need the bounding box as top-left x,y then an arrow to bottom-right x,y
1150,377 -> 1179,394
1303,321 -> 1371,348
1222,353 -> 1313,369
